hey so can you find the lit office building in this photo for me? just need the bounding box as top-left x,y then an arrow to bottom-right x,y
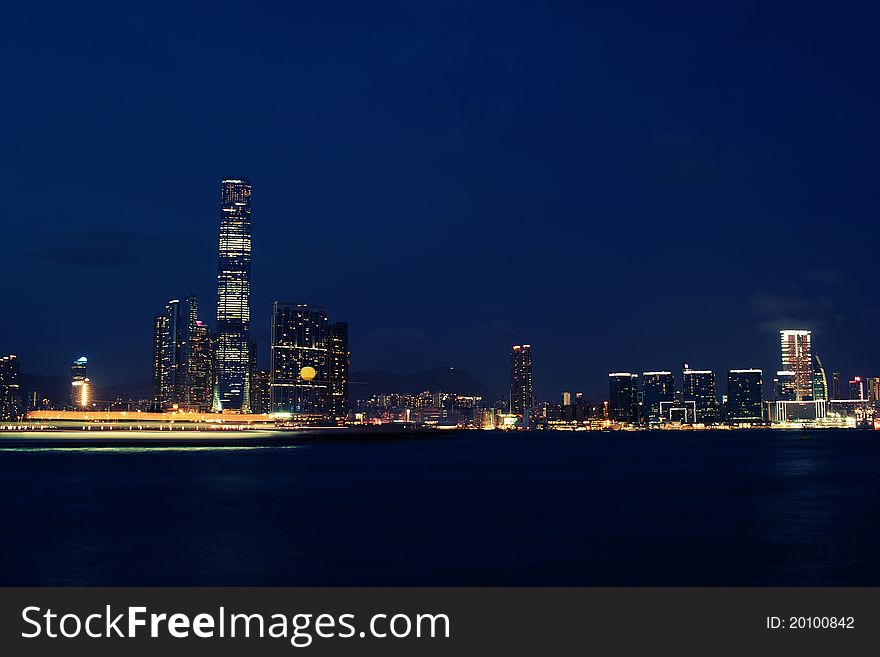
609,373 -> 639,425
177,295 -> 214,412
329,322 -> 350,424
773,371 -> 797,401
780,330 -> 813,400
510,345 -> 534,424
271,303 -> 349,422
70,356 -> 90,409
151,299 -> 182,410
216,178 -> 253,412
811,354 -> 828,402
726,369 -> 763,424
850,376 -> 865,401
0,355 -> 21,421
832,372 -> 841,400
250,369 -> 271,415
682,368 -> 719,424
642,371 -> 675,424
866,377 -> 880,405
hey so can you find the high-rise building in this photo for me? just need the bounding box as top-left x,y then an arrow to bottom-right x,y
329,321 -> 350,424
811,354 -> 828,402
0,355 -> 21,421
866,377 -> 880,405
176,295 -> 214,412
727,369 -> 763,424
849,376 -> 865,401
151,299 -> 182,410
609,373 -> 639,424
832,372 -> 841,400
216,178 -> 253,412
70,356 -> 90,409
780,330 -> 813,400
510,345 -> 533,424
270,303 -> 331,419
250,369 -> 271,414
682,368 -> 719,424
642,371 -> 675,424
773,371 -> 797,401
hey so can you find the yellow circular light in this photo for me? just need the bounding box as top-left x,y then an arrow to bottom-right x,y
300,366 -> 317,381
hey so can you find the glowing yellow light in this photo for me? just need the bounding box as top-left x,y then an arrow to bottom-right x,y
300,366 -> 317,381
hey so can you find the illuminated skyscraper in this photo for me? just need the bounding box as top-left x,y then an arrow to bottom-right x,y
780,330 -> 813,401
250,369 -> 271,414
682,368 -> 719,424
773,371 -> 796,401
216,178 -> 252,412
510,345 -> 534,424
832,372 -> 841,400
70,356 -> 90,409
270,303 -> 330,419
329,322 -> 350,424
151,299 -> 181,410
178,295 -> 213,411
727,369 -> 763,424
609,373 -> 639,424
811,354 -> 828,402
0,355 -> 21,421
642,371 -> 675,424
850,376 -> 865,400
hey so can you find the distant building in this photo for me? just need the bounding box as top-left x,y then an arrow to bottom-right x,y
780,330 -> 813,400
726,369 -> 763,424
811,354 -> 828,402
866,377 -> 880,405
850,376 -> 865,401
773,371 -> 797,401
832,372 -> 841,400
609,373 -> 639,425
250,369 -> 271,414
510,345 -> 534,425
70,356 -> 90,409
151,299 -> 182,410
329,322 -> 350,424
270,303 -> 348,423
216,177 -> 253,412
642,371 -> 675,424
682,368 -> 719,424
0,355 -> 21,421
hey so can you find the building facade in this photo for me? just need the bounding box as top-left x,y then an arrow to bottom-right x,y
726,369 -> 763,424
780,330 -> 813,400
216,178 -> 253,412
682,368 -> 719,424
642,371 -> 675,424
509,345 -> 534,424
70,356 -> 90,409
609,373 -> 639,424
329,322 -> 350,424
811,354 -> 828,402
0,355 -> 21,421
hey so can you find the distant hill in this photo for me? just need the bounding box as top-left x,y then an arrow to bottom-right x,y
98,379 -> 152,402
19,374 -> 69,405
350,367 -> 499,403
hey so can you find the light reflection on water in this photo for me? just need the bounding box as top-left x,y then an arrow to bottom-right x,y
0,446 -> 299,453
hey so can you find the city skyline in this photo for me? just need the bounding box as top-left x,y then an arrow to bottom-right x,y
2,3 -> 880,399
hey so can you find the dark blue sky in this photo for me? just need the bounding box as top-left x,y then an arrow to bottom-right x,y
2,1 -> 879,399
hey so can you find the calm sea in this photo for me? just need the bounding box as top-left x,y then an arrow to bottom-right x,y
1,429 -> 879,586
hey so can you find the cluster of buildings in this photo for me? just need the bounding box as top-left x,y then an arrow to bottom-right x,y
2,178 -> 351,428
550,330 -> 876,430
149,179 -> 351,425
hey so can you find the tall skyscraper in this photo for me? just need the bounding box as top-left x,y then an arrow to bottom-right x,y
780,330 -> 813,401
642,371 -> 675,424
216,178 -> 253,412
250,369 -> 271,414
270,303 -> 330,419
0,355 -> 21,421
727,369 -> 763,424
811,354 -> 828,402
70,356 -> 90,409
329,321 -> 350,425
866,377 -> 880,405
151,299 -> 181,410
682,368 -> 719,424
832,372 -> 841,400
609,373 -> 639,424
177,295 -> 213,411
510,345 -> 533,424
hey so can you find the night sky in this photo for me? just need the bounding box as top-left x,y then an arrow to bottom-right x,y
2,1 -> 879,400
